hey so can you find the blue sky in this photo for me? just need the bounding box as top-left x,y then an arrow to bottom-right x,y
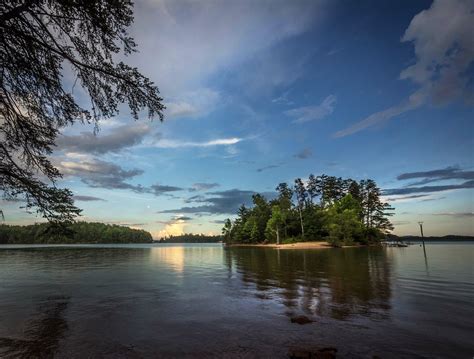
3,0 -> 473,237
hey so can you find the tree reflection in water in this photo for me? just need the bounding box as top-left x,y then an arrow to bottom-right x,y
0,295 -> 69,358
225,247 -> 391,321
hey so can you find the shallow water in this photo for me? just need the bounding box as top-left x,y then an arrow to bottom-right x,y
0,243 -> 472,358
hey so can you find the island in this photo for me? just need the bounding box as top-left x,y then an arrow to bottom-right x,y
222,174 -> 394,247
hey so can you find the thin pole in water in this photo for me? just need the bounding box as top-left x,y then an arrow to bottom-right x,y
418,221 -> 428,262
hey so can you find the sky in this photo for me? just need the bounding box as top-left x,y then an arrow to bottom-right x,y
3,0 -> 474,238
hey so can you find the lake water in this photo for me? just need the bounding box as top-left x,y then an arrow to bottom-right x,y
0,243 -> 472,358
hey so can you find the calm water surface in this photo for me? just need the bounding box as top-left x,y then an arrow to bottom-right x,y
0,243 -> 472,358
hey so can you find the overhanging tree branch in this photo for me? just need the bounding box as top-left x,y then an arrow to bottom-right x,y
0,0 -> 165,222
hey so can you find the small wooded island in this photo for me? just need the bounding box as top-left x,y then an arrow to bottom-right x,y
222,174 -> 394,247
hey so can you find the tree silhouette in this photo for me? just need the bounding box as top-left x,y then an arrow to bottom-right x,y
1,0 -> 165,222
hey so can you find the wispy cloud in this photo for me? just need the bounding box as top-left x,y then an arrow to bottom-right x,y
432,212 -> 474,218
334,0 -> 474,137
272,90 -> 294,105
159,189 -> 257,215
333,92 -> 424,138
131,0 -> 324,95
392,220 -> 411,226
73,195 -> 107,202
384,165 -> 474,198
294,148 -> 312,159
256,164 -> 281,173
173,215 -> 193,221
189,183 -> 220,192
386,194 -> 430,202
384,180 -> 474,196
420,196 -> 445,202
210,219 -> 227,224
150,184 -> 184,195
397,165 -> 474,185
153,137 -> 243,148
165,88 -> 220,119
286,95 -> 336,124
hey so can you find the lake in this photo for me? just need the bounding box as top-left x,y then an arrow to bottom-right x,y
0,243 -> 472,358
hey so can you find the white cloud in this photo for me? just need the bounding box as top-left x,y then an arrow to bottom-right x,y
272,90 -> 294,105
153,137 -> 243,149
400,0 -> 474,104
333,91 -> 425,138
165,88 -> 220,119
157,219 -> 186,238
432,212 -> 474,217
334,0 -> 474,138
56,123 -> 150,154
286,95 -> 336,124
130,0 -> 323,95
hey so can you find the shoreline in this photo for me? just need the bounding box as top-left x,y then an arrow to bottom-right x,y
226,241 -> 350,250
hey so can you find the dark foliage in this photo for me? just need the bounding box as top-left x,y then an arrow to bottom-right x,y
0,221 -> 153,244
223,174 -> 394,246
160,233 -> 223,243
1,0 -> 165,222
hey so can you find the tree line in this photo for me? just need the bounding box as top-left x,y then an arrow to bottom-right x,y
222,174 -> 394,247
159,233 -> 223,243
0,222 -> 153,244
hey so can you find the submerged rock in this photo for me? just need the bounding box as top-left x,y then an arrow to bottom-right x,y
290,315 -> 314,325
288,346 -> 337,358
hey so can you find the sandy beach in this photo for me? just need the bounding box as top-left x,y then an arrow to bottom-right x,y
226,241 -> 333,249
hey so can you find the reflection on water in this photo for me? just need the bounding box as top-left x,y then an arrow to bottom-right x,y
150,246 -> 186,273
0,295 -> 69,358
0,243 -> 472,358
225,247 -> 391,321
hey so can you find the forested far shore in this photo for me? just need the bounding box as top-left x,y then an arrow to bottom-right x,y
222,174 -> 394,247
0,222 -> 153,244
158,233 -> 223,243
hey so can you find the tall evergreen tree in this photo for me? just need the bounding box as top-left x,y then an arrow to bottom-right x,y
306,174 -> 321,205
359,179 -> 393,237
221,218 -> 232,244
294,178 -> 307,237
275,182 -> 293,239
251,194 -> 271,242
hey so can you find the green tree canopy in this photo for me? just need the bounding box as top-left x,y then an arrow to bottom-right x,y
0,221 -> 153,244
223,174 -> 394,246
265,205 -> 285,244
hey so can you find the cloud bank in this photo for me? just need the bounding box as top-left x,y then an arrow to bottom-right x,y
384,165 -> 474,196
159,189 -> 257,215
335,0 -> 474,137
57,124 -> 149,154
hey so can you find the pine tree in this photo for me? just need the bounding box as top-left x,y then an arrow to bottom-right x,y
294,178 -> 307,238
